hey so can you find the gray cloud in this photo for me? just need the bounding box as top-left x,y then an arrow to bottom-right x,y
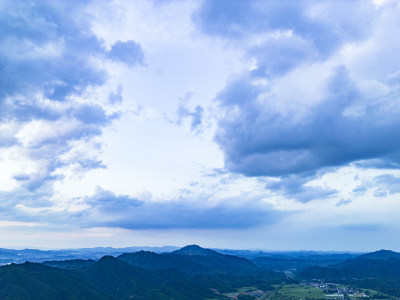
194,0 -> 374,58
353,186 -> 367,195
190,105 -> 204,132
70,104 -> 118,125
336,199 -> 351,207
374,174 -> 400,195
107,41 -> 144,67
75,187 -> 286,230
108,85 -> 123,104
0,0 -> 144,192
0,1 -> 142,107
264,174 -> 337,203
216,65 -> 400,178
193,1 -> 400,201
350,174 -> 400,198
373,188 -> 387,198
0,184 -> 56,224
0,1 -> 104,103
174,91 -> 204,133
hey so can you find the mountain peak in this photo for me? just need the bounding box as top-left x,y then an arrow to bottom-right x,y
358,249 -> 400,260
172,245 -> 221,257
98,255 -> 119,263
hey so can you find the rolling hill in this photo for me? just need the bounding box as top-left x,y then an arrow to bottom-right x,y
0,262 -> 112,300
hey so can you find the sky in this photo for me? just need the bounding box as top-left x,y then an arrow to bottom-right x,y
0,0 -> 400,251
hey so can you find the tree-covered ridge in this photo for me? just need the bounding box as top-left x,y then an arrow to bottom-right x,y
0,262 -> 111,300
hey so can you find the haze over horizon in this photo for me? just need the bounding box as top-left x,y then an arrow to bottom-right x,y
0,0 -> 399,252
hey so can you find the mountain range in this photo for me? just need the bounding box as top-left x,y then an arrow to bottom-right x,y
1,245 -> 400,299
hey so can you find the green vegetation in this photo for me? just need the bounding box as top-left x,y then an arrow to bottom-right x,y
269,284 -> 325,300
0,262 -> 111,300
237,295 -> 256,300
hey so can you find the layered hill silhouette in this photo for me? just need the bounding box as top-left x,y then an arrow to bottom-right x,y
0,245 -> 282,299
118,245 -> 258,274
2,245 -> 400,299
171,245 -> 259,274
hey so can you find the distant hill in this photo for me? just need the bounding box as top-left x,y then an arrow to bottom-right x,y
298,255 -> 400,280
252,253 -> 358,271
171,245 -> 259,274
119,245 -> 259,275
0,246 -> 179,265
0,262 -> 111,300
172,245 -> 221,257
356,249 -> 400,260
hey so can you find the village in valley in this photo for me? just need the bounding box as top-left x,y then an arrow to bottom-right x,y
228,280 -> 394,300
300,281 -> 369,299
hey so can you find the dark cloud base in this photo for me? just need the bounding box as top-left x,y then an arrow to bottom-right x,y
77,187 -> 287,230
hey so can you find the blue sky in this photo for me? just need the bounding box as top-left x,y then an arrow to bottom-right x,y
1,0 -> 400,251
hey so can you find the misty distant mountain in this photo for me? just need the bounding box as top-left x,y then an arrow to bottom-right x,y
0,245 -> 361,266
0,246 -> 179,265
252,252 -> 359,271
